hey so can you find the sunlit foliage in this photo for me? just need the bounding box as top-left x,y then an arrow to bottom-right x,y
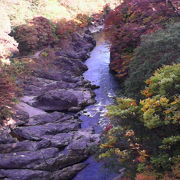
0,0 -> 121,26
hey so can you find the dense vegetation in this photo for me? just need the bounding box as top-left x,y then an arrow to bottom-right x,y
99,64 -> 180,179
125,23 -> 180,99
98,0 -> 180,179
105,0 -> 179,81
0,0 -> 179,179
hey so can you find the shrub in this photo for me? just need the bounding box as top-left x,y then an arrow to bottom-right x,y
13,17 -> 58,53
141,64 -> 180,98
0,58 -> 32,122
0,63 -> 17,122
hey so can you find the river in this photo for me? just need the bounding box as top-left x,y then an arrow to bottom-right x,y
73,32 -> 120,180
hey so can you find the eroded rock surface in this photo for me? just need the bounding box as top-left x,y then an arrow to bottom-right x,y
0,29 -> 99,180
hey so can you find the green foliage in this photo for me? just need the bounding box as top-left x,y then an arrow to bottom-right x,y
107,98 -> 140,126
98,64 -> 180,179
162,136 -> 180,146
142,64 -> 180,98
150,154 -> 172,171
160,136 -> 180,150
140,96 -> 180,129
125,23 -> 180,99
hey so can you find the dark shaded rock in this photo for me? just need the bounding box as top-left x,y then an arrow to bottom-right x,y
42,81 -> 77,92
13,122 -> 80,141
0,169 -> 50,180
67,128 -> 100,155
71,32 -> 95,52
33,89 -> 78,111
0,148 -> 59,169
34,70 -> 72,82
26,112 -> 72,126
55,47 -> 90,61
53,57 -> 88,75
0,139 -> 50,153
33,89 -> 95,112
34,152 -> 88,171
50,163 -> 87,180
0,129 -> 17,144
42,132 -> 74,148
13,109 -> 29,126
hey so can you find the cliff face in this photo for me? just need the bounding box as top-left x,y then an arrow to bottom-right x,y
105,0 -> 179,80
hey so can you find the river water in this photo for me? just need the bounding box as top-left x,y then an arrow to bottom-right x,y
73,32 -> 120,180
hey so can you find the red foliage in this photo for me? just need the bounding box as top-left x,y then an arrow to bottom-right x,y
135,173 -> 157,180
0,65 -> 17,121
104,124 -> 113,132
14,17 -> 57,53
56,19 -> 79,35
105,0 -> 179,80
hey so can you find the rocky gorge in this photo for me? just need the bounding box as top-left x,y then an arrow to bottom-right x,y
0,28 -> 103,180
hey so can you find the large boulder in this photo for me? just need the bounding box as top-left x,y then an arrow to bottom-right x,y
0,148 -> 59,169
26,112 -> 72,126
50,163 -> 87,180
13,121 -> 80,140
53,57 -> 88,76
32,88 -> 95,112
0,139 -> 50,154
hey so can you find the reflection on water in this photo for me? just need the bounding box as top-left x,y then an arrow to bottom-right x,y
73,32 -> 120,180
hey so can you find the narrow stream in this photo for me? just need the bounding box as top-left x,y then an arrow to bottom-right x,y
73,32 -> 120,180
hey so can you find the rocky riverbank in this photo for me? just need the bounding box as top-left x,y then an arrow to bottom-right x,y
0,29 -> 100,180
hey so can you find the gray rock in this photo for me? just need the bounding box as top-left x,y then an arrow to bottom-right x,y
0,148 -> 59,169
0,139 -> 50,153
42,133 -> 74,148
26,112 -> 72,126
67,128 -> 100,156
33,89 -> 78,111
0,28 -> 98,180
13,109 -> 29,126
53,57 -> 88,76
35,70 -> 73,82
16,102 -> 46,118
0,169 -> 50,180
50,163 -> 87,180
13,122 -> 80,140
34,152 -> 88,171
0,129 -> 17,144
33,88 -> 95,112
